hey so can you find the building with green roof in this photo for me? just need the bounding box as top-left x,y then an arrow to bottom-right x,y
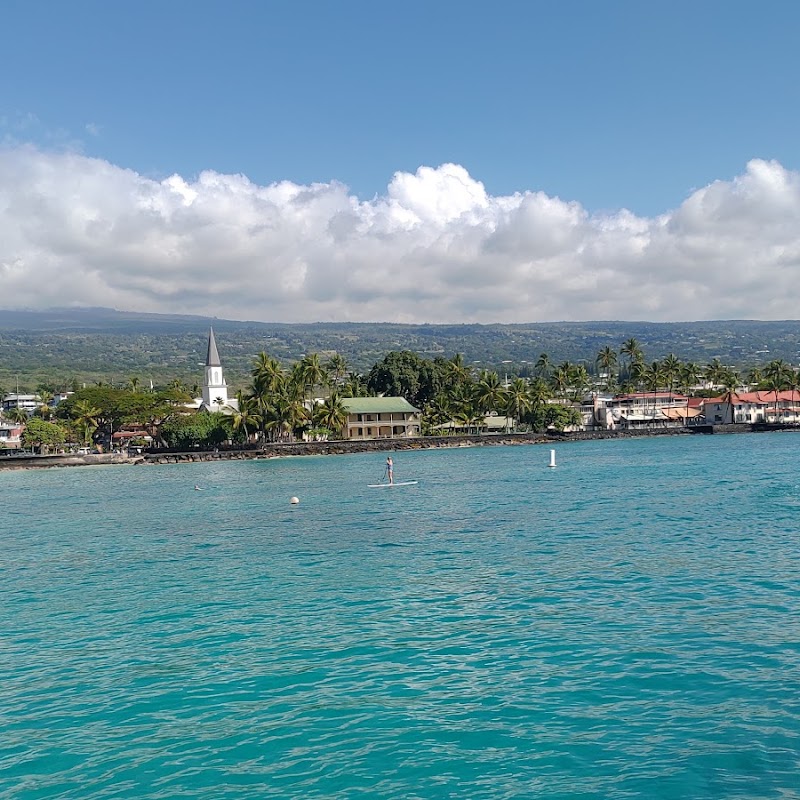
341,397 -> 421,440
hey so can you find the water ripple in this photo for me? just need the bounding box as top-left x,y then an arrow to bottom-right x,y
2,435 -> 800,798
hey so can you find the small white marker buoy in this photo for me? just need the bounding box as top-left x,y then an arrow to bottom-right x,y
548,449 -> 556,468
290,496 -> 300,505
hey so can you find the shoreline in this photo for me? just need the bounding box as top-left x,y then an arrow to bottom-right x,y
3,422 -> 792,470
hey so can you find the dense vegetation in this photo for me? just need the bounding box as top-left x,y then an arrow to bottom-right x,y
0,307 -> 795,392
12,336 -> 800,452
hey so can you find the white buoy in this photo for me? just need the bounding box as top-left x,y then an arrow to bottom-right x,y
548,449 -> 556,468
290,496 -> 300,505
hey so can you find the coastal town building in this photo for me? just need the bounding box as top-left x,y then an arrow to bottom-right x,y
703,390 -> 800,424
602,391 -> 700,429
201,328 -> 229,411
342,397 -> 421,440
1,394 -> 40,415
187,328 -> 238,414
0,421 -> 24,447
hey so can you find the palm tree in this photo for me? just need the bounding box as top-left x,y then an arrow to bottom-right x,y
535,353 -> 552,378
229,392 -> 261,443
764,359 -> 791,422
31,389 -> 54,420
719,368 -> 740,423
299,354 -> 326,402
71,399 -> 102,446
644,361 -> 664,426
661,354 -> 681,405
425,393 -> 454,433
569,364 -> 590,402
504,378 -> 532,432
342,372 -> 368,397
630,358 -> 647,393
263,394 -> 309,442
745,366 -> 763,388
324,354 -> 348,387
784,368 -> 800,424
313,392 -> 349,438
6,407 -> 29,425
678,362 -> 701,426
550,362 -> 572,403
703,358 -> 725,389
251,352 -> 284,395
474,370 -> 506,417
596,347 -> 617,391
620,338 -> 643,382
128,377 -> 140,392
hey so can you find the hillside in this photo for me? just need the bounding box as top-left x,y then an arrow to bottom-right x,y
0,307 -> 794,392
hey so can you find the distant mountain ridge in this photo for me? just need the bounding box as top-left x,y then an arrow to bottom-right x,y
0,307 -> 797,390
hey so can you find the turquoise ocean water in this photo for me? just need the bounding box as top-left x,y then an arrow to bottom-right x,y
2,433 -> 799,799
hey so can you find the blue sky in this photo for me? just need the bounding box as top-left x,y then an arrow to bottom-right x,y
4,0 -> 797,215
1,1 -> 799,323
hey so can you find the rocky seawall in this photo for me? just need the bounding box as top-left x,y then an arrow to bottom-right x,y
0,452 -> 139,471
140,425 -> 714,465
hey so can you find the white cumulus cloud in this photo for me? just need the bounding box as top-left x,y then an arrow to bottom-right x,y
1,145 -> 799,323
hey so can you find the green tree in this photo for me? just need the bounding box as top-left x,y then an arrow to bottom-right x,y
21,418 -> 66,453
299,353 -> 327,401
504,377 -> 532,432
644,361 -> 664,426
661,353 -> 682,406
550,362 -> 572,402
764,359 -> 791,422
71,399 -> 102,446
6,407 -> 29,424
678,362 -> 701,426
719,368 -> 740,423
229,392 -> 261,443
595,347 -> 617,390
367,351 -> 444,406
313,392 -> 349,438
159,412 -> 230,449
620,338 -> 643,381
474,370 -> 506,416
342,372 -> 368,397
324,353 -> 348,387
535,353 -> 552,377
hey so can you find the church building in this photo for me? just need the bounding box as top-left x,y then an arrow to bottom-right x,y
194,328 -> 238,413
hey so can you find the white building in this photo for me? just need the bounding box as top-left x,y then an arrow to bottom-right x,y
1,394 -> 39,414
201,328 -> 228,411
189,328 -> 238,414
703,390 -> 800,424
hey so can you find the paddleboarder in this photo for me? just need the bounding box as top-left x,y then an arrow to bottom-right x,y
386,456 -> 394,485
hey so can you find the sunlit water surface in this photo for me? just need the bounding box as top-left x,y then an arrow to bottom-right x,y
2,433 -> 799,798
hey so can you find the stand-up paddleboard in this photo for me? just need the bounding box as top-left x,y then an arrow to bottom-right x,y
367,480 -> 418,488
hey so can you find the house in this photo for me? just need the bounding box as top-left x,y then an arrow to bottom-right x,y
0,421 -> 24,448
605,391 -> 694,428
703,391 -> 800,424
1,394 -> 39,415
342,397 -> 421,440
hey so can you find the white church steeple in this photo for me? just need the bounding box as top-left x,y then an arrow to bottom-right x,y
202,328 -> 228,411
